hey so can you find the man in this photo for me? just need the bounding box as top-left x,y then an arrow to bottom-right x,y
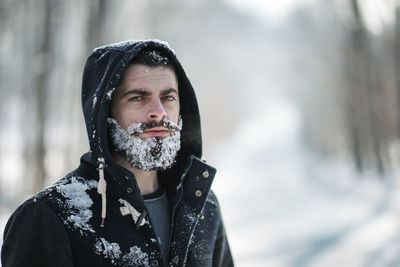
1,40 -> 234,267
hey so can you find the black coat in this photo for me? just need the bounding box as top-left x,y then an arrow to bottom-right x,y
1,40 -> 234,267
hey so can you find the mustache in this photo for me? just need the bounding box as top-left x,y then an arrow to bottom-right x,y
127,117 -> 182,135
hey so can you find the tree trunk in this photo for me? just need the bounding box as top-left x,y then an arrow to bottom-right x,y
395,7 -> 400,139
31,0 -> 52,193
347,0 -> 384,174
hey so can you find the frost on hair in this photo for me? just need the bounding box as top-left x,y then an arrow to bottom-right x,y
107,117 -> 182,171
93,39 -> 174,54
131,48 -> 173,69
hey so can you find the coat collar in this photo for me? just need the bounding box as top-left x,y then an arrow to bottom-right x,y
77,152 -> 216,217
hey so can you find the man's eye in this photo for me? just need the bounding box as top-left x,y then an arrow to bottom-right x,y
163,95 -> 176,101
129,96 -> 143,102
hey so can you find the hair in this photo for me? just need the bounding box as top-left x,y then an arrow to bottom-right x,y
130,48 -> 174,70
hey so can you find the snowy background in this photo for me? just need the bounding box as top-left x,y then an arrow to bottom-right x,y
211,99 -> 400,267
2,0 -> 400,266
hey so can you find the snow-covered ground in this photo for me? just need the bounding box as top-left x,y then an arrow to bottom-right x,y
211,99 -> 400,267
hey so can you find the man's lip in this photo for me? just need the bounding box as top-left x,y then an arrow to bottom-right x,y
142,127 -> 170,137
143,127 -> 169,132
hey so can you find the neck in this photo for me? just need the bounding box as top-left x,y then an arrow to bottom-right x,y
113,152 -> 159,195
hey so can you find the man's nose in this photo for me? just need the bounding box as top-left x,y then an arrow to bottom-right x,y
147,98 -> 166,121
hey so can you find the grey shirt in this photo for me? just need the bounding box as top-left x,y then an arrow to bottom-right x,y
144,191 -> 170,266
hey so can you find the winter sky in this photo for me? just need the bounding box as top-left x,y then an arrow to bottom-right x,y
228,0 -> 398,34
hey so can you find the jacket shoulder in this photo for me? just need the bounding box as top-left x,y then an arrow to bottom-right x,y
34,174 -> 99,235
205,190 -> 222,215
1,197 -> 74,267
199,190 -> 224,230
34,172 -> 91,200
206,190 -> 219,205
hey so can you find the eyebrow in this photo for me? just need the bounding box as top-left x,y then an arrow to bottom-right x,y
160,88 -> 179,95
122,88 -> 178,97
122,89 -> 151,97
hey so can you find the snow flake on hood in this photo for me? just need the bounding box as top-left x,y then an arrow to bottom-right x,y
92,96 -> 97,109
56,176 -> 97,234
93,39 -> 175,54
107,88 -> 115,100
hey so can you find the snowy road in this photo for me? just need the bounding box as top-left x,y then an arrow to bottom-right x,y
211,101 -> 400,267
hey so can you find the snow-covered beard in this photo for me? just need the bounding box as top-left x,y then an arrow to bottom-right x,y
107,117 -> 182,171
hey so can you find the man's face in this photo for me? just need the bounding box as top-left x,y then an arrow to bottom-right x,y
108,63 -> 181,171
110,64 -> 180,138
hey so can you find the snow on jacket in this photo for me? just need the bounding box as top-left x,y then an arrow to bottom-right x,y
1,40 -> 234,267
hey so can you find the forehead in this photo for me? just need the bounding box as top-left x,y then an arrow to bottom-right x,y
117,64 -> 177,92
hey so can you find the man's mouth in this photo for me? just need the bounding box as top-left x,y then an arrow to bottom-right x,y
142,127 -> 170,137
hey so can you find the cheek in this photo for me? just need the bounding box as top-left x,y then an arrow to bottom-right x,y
110,99 -> 125,120
171,106 -> 180,124
121,113 -> 142,130
111,103 -> 138,129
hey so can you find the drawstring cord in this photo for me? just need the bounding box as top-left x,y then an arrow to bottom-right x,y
120,202 -> 147,230
96,157 -> 146,229
97,158 -> 107,227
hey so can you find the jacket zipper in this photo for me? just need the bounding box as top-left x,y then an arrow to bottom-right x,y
167,156 -> 193,260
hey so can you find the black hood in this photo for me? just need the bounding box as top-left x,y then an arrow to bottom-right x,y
81,40 -> 202,175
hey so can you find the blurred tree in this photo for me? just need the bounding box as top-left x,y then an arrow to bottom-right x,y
85,0 -> 107,53
29,0 -> 52,193
395,7 -> 400,138
345,0 -> 385,174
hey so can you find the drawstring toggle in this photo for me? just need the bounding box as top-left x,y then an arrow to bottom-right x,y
97,157 -> 107,227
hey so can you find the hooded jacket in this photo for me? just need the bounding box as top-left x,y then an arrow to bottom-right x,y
1,40 -> 234,267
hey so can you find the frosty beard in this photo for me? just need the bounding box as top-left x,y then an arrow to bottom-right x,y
107,117 -> 182,171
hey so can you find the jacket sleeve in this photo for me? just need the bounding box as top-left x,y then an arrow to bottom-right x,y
1,199 -> 74,267
208,190 -> 234,267
212,219 -> 234,267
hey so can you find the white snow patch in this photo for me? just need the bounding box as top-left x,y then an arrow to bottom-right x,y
94,237 -> 150,266
182,203 -> 198,225
176,183 -> 182,191
56,177 -> 97,233
107,88 -> 115,100
122,246 -> 150,266
93,39 -> 174,55
127,122 -> 144,135
95,237 -> 122,264
92,96 -> 97,109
